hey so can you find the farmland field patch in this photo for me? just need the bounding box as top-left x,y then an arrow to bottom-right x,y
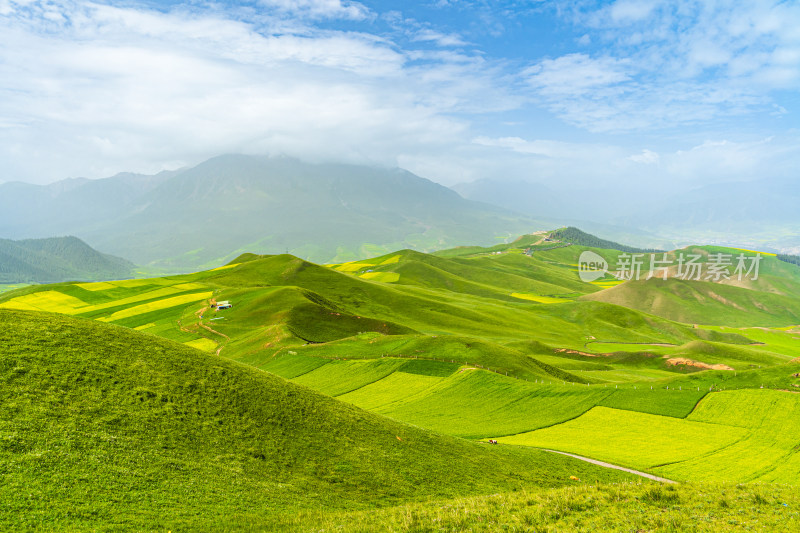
184,338 -> 218,351
374,371 -> 612,438
0,290 -> 88,314
96,292 -> 213,322
497,406 -> 747,474
338,372 -> 444,411
292,358 -> 409,396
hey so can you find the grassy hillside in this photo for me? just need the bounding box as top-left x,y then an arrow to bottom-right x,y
0,309 -> 637,530
3,240 -> 798,401
0,236 -> 134,283
582,246 -> 800,327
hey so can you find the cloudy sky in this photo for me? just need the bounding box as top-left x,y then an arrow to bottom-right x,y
2,0 -> 799,188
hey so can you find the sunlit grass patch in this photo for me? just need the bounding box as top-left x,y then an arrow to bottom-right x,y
172,282 -> 209,291
74,281 -> 118,291
210,263 -> 239,271
591,279 -> 626,288
293,358 -> 409,397
133,323 -> 156,330
184,338 -> 218,351
333,262 -> 374,272
571,368 -> 677,383
109,278 -> 162,288
733,248 -> 777,257
281,482 -> 800,532
359,272 -> 400,283
510,293 -> 568,303
379,255 -> 401,265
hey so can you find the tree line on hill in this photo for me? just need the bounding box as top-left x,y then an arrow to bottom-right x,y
777,254 -> 800,267
548,227 -> 663,253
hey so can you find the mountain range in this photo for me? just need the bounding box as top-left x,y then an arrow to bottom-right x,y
0,155 -> 540,272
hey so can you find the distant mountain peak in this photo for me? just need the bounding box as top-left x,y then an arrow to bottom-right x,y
0,154 -> 539,273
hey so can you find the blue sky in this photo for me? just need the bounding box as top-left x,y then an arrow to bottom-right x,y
1,0 -> 799,188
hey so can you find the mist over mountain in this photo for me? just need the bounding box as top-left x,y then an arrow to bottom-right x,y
452,178 -> 676,251
451,179 -> 566,219
454,176 -> 800,254
0,155 -> 540,272
0,170 -> 178,238
0,236 -> 134,283
618,177 -> 800,253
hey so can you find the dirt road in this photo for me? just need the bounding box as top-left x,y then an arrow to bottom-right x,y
542,449 -> 677,484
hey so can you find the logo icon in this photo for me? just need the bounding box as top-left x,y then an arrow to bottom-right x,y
578,251 -> 608,282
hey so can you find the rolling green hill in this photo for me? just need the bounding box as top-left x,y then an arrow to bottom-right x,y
4,230 -> 800,529
4,237 -> 798,435
4,237 -> 797,382
582,246 -> 800,327
548,226 -> 662,253
0,309 -> 637,530
0,236 -> 134,284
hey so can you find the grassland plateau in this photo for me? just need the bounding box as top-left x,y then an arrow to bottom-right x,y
2,229 -> 800,530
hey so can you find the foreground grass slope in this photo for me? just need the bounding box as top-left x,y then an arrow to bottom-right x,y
0,309 -> 635,530
283,482 -> 800,532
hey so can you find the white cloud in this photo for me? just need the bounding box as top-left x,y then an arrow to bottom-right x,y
0,0 -> 512,184
628,149 -> 660,164
665,137 -> 796,179
465,133 -> 800,191
528,0 -> 800,132
2,0 -> 800,198
525,54 -> 630,97
472,136 -> 621,161
412,29 -> 468,47
609,0 -> 658,23
258,0 -> 371,20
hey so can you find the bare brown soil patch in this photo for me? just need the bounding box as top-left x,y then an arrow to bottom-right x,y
665,357 -> 733,371
555,348 -> 607,357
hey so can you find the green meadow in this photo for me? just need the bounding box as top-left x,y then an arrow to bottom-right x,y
1,310 -> 638,530
3,231 -> 800,529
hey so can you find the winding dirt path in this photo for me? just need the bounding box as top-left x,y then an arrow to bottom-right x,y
541,449 -> 677,484
198,320 -> 229,356
192,300 -> 230,355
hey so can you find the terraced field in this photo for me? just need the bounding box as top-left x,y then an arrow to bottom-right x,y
497,389 -> 800,483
